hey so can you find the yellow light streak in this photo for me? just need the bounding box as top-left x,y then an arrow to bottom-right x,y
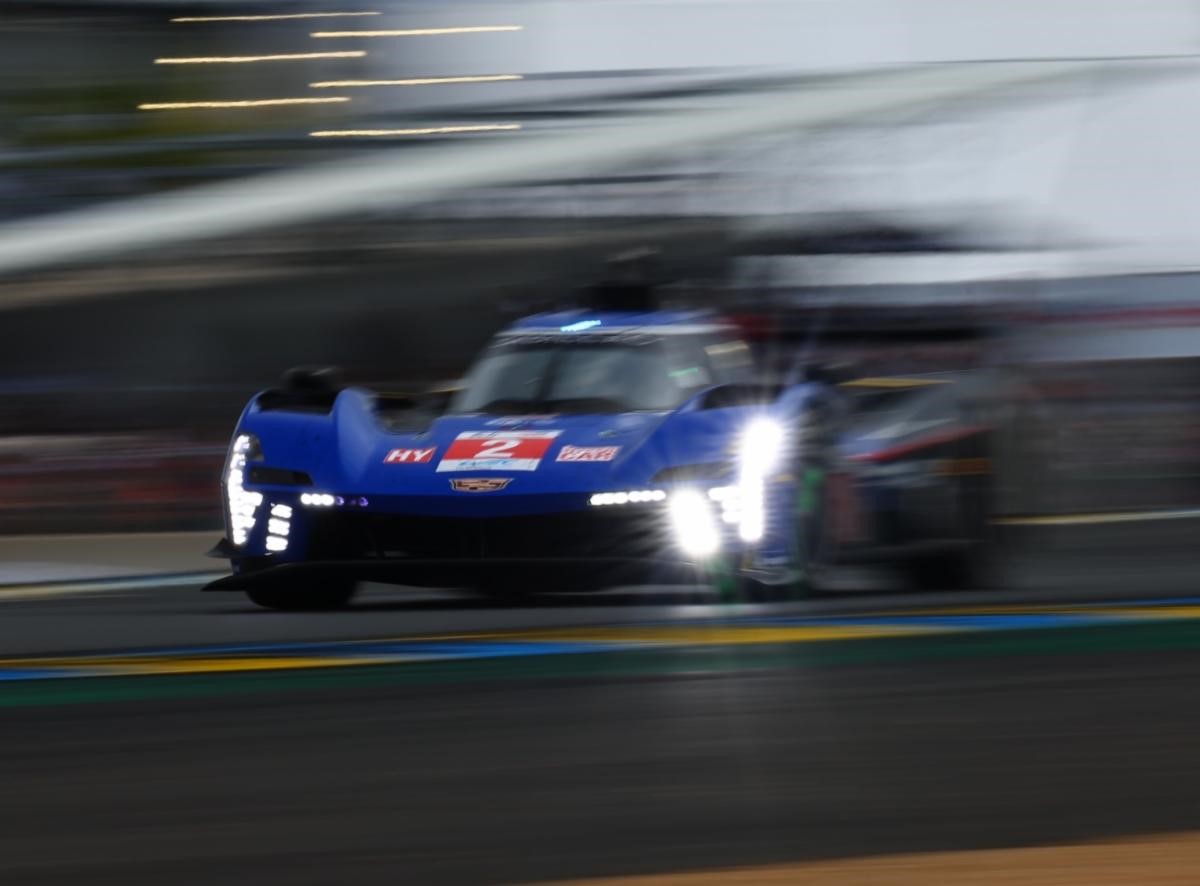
310,124 -> 521,137
171,12 -> 382,23
139,97 -> 350,111
312,25 -> 523,38
310,74 -> 522,88
155,51 -> 366,65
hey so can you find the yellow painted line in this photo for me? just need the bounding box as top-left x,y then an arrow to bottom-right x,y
1074,605 -> 1200,620
0,625 -> 946,678
310,124 -> 521,137
0,655 -> 394,676
139,97 -> 349,110
995,508 -> 1200,527
312,25 -> 523,38
8,606 -> 1196,679
155,51 -> 366,65
310,74 -> 523,88
87,656 -> 382,675
172,13 -> 382,23
554,830 -> 1200,885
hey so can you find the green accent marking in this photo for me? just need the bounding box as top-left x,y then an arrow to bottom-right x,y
800,466 -> 824,514
711,558 -> 738,601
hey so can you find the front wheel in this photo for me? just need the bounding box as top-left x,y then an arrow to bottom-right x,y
246,580 -> 357,611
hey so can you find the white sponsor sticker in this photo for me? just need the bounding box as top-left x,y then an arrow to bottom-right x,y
556,445 -> 621,463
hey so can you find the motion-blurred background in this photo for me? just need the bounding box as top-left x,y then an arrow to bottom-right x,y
2,0 -> 1199,571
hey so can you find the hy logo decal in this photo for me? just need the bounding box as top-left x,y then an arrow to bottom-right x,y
384,448 -> 436,464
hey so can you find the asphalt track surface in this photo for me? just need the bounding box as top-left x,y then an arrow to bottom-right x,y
5,578 -> 1200,884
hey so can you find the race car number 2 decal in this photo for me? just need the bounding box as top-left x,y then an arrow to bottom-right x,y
436,430 -> 561,472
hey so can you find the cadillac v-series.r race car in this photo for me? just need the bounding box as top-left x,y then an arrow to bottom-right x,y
205,309 -> 994,609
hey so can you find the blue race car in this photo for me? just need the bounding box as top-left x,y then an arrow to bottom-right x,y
205,308 -> 993,609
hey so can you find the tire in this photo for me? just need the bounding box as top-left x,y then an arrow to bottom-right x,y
246,580 -> 357,611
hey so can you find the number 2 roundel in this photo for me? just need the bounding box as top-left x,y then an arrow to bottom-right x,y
436,430 -> 561,472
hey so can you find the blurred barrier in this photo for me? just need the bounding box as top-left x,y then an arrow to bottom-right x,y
0,433 -> 223,534
1003,358 -> 1200,517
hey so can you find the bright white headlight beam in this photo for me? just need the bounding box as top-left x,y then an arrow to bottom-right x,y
736,418 -> 786,544
668,489 -> 721,558
225,434 -> 263,547
589,489 -> 666,506
740,417 -> 786,476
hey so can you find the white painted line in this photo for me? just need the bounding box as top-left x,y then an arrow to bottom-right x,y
995,508 -> 1200,527
0,573 -> 225,602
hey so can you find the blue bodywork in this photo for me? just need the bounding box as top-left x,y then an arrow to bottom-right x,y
209,309 -> 836,591
208,309 -> 995,596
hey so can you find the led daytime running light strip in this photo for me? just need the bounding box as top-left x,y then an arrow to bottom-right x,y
589,490 -> 666,506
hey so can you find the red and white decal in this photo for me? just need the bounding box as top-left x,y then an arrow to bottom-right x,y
384,447 -> 436,464
436,430 -> 561,472
556,445 -> 620,463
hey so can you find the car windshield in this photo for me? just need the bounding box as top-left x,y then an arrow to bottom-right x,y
450,339 -> 707,414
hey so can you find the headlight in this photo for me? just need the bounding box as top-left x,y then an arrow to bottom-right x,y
737,418 -> 786,544
225,433 -> 263,547
668,488 -> 721,558
589,489 -> 667,506
739,417 -> 786,476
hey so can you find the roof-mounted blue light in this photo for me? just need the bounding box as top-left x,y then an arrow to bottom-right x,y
560,319 -> 602,333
